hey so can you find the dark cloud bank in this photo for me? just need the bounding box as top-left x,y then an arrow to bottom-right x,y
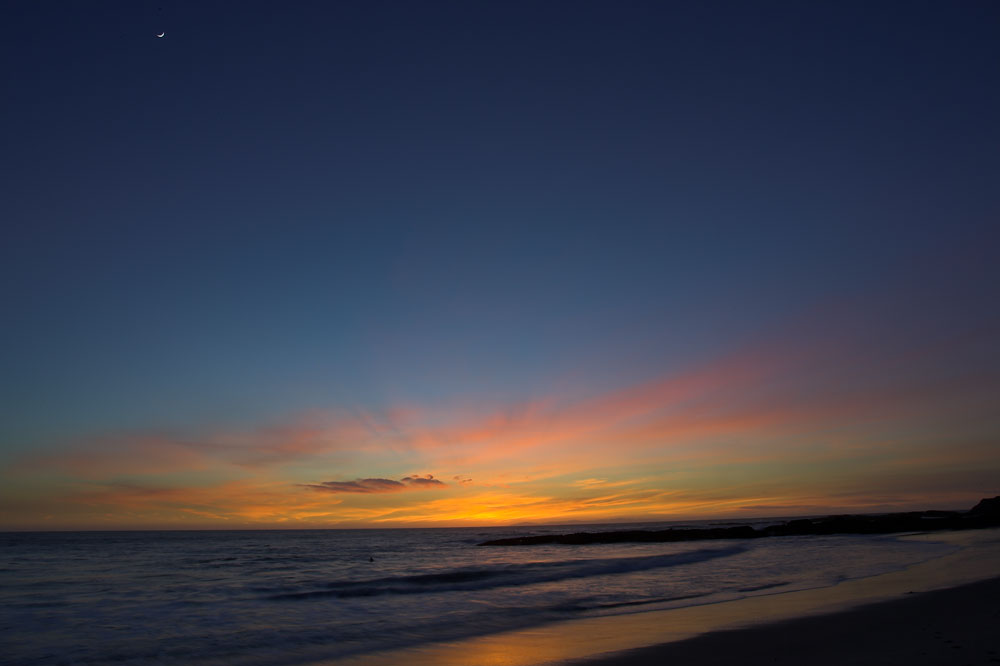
303,475 -> 446,494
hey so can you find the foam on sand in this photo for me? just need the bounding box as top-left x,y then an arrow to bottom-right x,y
330,527 -> 1000,666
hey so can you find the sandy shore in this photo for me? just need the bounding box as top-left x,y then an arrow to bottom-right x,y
570,576 -> 1000,666
333,528 -> 1000,666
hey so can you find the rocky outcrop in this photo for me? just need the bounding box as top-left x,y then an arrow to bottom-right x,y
968,496 -> 1000,519
757,511 -> 967,537
477,497 -> 1000,546
478,525 -> 759,546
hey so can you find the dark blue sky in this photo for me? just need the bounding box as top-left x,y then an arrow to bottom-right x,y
3,0 -> 998,451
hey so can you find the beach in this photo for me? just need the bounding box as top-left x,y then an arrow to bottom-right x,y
3,526 -> 997,665
573,576 -> 1000,666
336,528 -> 1000,666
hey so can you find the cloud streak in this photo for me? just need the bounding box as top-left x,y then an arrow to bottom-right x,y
5,276 -> 998,528
303,475 -> 447,494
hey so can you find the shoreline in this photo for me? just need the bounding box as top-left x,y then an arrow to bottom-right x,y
333,527 -> 1000,666
569,575 -> 1000,666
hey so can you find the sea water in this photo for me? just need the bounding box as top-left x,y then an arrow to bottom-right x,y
0,523 -> 958,665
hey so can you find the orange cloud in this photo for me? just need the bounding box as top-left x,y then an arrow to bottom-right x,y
16,479 -> 348,528
6,293 -> 998,529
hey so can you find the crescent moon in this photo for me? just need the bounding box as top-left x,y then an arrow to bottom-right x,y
156,32 -> 165,38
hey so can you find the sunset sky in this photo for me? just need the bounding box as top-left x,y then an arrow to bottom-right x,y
2,1 -> 998,529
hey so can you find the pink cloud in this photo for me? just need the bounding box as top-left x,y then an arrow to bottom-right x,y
8,278 -> 998,529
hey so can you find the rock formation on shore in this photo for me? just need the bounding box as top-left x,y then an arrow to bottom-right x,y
478,496 -> 1000,546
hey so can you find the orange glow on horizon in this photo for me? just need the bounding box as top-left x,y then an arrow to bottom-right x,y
3,323 -> 997,530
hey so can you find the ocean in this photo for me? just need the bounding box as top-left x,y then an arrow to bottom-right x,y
0,522 -> 959,665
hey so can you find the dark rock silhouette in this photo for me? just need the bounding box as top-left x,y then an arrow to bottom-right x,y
479,525 -> 758,547
478,496 -> 1000,546
968,496 -> 1000,519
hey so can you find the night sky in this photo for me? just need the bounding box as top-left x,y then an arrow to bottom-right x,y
2,1 -> 998,529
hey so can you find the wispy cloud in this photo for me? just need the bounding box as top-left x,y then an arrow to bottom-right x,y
6,278 -> 998,528
571,478 -> 643,489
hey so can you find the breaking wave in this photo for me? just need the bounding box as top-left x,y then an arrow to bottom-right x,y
266,546 -> 746,600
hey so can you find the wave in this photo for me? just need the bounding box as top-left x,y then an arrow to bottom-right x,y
266,545 -> 745,601
552,591 -> 712,613
738,581 -> 790,593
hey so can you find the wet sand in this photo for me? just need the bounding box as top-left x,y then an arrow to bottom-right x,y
570,576 -> 1000,666
333,528 -> 1000,666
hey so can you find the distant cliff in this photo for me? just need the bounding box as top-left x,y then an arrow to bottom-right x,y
478,496 -> 1000,546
